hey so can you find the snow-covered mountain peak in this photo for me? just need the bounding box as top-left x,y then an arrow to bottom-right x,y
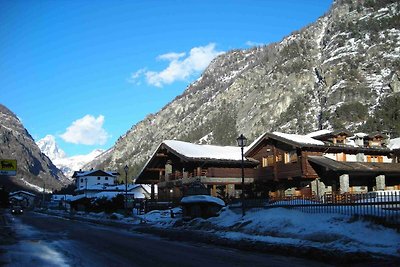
36,135 -> 66,161
36,135 -> 104,178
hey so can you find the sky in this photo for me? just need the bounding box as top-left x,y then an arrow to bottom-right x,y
0,0 -> 333,157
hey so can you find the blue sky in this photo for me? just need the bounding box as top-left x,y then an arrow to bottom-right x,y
0,0 -> 333,157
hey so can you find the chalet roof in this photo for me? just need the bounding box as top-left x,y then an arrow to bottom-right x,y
272,132 -> 325,146
308,156 -> 400,175
308,129 -> 352,141
162,140 -> 250,161
72,169 -> 119,178
136,140 -> 258,183
245,132 -> 326,156
245,131 -> 393,157
305,129 -> 333,138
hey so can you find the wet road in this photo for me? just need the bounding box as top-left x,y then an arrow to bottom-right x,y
1,211 -> 332,267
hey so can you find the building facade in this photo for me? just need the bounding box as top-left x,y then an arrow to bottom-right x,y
136,140 -> 258,200
245,130 -> 400,197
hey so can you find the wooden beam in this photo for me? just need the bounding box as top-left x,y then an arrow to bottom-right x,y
155,153 -> 168,157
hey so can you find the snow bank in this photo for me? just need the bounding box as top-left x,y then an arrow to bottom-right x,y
203,207 -> 400,257
181,195 -> 225,206
141,206 -> 400,258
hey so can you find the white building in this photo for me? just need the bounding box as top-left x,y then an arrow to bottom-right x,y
71,169 -> 151,208
73,169 -> 119,192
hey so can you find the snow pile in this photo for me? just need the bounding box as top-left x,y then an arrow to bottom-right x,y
141,208 -> 182,227
181,195 -> 225,206
209,208 -> 399,255
142,206 -> 400,258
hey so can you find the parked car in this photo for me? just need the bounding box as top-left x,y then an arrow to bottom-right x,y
11,206 -> 24,215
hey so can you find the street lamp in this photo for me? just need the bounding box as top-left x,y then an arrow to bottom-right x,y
236,134 -> 247,217
84,178 -> 87,198
124,165 -> 129,214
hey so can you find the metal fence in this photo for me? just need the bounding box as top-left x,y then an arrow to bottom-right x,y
229,191 -> 400,227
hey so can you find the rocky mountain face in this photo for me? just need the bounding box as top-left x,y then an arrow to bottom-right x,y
0,105 -> 67,192
37,135 -> 104,178
87,0 -> 400,177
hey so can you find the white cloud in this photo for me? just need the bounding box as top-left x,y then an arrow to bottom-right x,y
130,43 -> 224,87
157,52 -> 186,61
60,115 -> 110,145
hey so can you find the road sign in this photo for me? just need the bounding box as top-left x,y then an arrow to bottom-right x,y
0,159 -> 17,176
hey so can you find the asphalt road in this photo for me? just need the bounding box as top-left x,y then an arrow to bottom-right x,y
1,211 -> 332,267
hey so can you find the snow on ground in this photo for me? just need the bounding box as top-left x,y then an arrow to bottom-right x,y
42,203 -> 400,259
142,206 -> 400,258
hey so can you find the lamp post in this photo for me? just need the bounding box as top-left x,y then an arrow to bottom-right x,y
84,178 -> 88,198
124,165 -> 129,214
236,134 -> 247,217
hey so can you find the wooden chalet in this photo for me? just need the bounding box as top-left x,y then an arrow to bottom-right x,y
136,140 -> 258,200
245,130 -> 400,197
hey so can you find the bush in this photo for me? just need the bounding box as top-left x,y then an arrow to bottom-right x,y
90,194 -> 124,213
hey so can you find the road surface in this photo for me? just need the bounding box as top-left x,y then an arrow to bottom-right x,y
1,211 -> 332,267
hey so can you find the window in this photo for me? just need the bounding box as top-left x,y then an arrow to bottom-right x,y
262,157 -> 268,167
284,153 -> 290,164
262,156 -> 276,167
97,177 -> 100,180
105,177 -> 108,180
80,178 -> 83,183
284,151 -> 298,164
367,155 -> 383,162
290,151 -> 298,162
336,153 -> 346,161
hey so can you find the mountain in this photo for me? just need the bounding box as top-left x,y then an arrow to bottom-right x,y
86,0 -> 400,177
36,135 -> 66,161
36,135 -> 104,178
0,104 -> 68,192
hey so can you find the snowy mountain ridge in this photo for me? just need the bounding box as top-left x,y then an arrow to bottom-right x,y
0,105 -> 67,192
36,135 -> 104,178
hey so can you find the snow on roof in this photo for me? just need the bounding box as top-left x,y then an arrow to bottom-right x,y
9,190 -> 36,197
389,137 -> 400,150
93,191 -> 122,200
69,194 -> 86,202
305,129 -> 332,138
94,190 -> 144,199
353,132 -> 369,138
74,169 -> 118,177
180,195 -> 225,206
272,132 -> 325,146
85,184 -> 140,191
164,140 -> 245,161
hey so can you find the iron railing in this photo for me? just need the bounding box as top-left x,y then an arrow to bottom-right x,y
229,191 -> 400,226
